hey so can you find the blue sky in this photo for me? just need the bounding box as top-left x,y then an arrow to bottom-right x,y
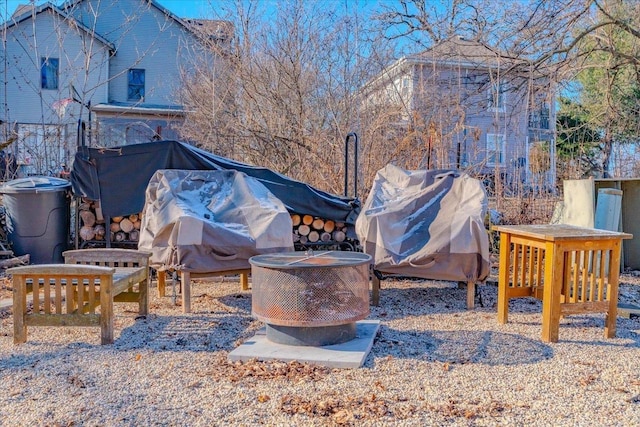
1,0 -> 375,20
1,0 -> 232,20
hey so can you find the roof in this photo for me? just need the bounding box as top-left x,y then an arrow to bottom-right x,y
6,1 -> 210,50
6,2 -> 116,52
408,36 -> 516,69
58,0 -> 197,37
92,102 -> 186,116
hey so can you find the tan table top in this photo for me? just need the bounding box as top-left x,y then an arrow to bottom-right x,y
492,224 -> 633,242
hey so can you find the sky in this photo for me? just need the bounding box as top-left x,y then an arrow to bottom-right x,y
1,0 -> 375,21
1,0 -> 237,20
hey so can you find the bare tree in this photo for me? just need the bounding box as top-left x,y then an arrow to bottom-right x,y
178,0 -> 398,198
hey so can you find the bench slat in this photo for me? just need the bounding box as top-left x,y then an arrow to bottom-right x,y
26,313 -> 100,327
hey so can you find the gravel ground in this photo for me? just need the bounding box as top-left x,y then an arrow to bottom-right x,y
1,273 -> 639,426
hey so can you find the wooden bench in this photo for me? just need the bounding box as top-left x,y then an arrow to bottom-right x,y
9,262 -> 148,345
156,269 -> 251,314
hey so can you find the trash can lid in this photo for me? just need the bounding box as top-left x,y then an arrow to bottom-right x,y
0,176 -> 71,193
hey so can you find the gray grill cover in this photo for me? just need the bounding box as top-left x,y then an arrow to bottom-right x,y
138,169 -> 294,272
355,165 -> 490,282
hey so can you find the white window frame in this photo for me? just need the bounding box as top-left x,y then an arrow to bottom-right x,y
486,133 -> 506,166
487,82 -> 506,112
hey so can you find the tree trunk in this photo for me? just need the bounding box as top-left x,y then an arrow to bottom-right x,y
601,127 -> 613,178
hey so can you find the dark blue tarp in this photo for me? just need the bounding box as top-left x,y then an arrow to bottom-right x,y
70,140 -> 360,223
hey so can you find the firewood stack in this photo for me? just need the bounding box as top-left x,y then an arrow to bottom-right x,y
290,213 -> 360,251
77,198 -> 142,245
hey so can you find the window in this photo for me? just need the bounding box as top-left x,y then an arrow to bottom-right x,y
128,69 -> 145,101
41,57 -> 59,90
487,82 -> 506,112
401,77 -> 410,98
486,134 -> 505,165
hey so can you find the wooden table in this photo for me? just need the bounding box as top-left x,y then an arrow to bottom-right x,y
492,224 -> 632,342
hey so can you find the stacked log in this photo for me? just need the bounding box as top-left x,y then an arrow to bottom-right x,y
290,213 -> 350,247
77,198 -> 143,244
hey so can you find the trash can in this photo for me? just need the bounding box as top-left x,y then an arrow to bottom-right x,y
0,176 -> 71,264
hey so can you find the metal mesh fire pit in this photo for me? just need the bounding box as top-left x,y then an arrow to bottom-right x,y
249,251 -> 371,346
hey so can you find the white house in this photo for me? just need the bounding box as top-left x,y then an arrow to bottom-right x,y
361,36 -> 557,194
0,0 -> 229,176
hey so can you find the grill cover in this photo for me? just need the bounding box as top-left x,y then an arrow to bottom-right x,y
70,140 -> 360,223
355,164 -> 490,282
138,169 -> 294,272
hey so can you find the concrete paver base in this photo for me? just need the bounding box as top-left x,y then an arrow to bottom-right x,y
228,320 -> 381,368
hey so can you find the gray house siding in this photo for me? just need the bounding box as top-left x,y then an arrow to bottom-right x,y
66,0 -> 202,106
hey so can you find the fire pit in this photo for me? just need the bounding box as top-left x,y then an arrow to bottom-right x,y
249,250 -> 371,346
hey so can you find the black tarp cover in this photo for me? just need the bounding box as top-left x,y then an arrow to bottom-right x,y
70,140 -> 360,223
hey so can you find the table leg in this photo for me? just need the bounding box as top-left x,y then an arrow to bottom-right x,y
605,241 -> 623,338
497,232 -> 511,324
541,241 -> 562,343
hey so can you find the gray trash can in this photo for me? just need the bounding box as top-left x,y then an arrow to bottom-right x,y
0,176 -> 71,264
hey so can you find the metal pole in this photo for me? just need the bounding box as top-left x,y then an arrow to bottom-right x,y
344,132 -> 358,198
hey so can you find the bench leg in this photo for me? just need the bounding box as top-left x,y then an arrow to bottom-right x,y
100,288 -> 114,345
139,274 -> 149,316
182,271 -> 191,314
13,280 -> 27,344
